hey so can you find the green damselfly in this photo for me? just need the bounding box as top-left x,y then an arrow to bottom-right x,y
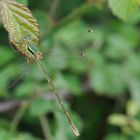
0,26 -> 97,136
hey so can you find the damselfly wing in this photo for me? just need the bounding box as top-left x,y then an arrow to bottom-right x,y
0,25 -> 98,136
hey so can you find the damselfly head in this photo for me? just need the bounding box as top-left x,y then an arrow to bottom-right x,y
13,35 -> 42,61
26,45 -> 42,61
80,52 -> 85,57
88,29 -> 93,33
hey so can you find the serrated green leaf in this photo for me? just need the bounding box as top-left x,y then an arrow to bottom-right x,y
108,0 -> 139,21
0,0 -> 39,58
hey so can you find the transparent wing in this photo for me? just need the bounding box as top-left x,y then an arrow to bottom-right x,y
0,23 -> 99,95
41,25 -> 99,71
0,60 -> 27,94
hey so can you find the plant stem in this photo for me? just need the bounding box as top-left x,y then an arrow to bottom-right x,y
39,115 -> 53,140
46,3 -> 95,39
49,0 -> 60,18
10,101 -> 28,133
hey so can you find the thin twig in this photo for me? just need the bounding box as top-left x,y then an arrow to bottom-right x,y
0,100 -> 20,112
49,0 -> 60,18
46,3 -> 95,39
0,92 -> 71,113
10,101 -> 29,133
39,115 -> 53,140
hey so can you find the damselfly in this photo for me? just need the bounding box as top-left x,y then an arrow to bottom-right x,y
0,22 -> 98,136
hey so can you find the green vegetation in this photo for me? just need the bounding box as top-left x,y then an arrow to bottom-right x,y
0,0 -> 140,140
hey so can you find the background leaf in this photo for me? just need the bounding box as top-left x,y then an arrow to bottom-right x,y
108,0 -> 139,21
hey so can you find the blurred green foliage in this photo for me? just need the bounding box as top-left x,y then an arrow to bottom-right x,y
0,0 -> 140,140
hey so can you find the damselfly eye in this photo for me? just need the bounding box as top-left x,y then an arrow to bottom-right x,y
80,53 -> 85,57
88,29 -> 93,33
